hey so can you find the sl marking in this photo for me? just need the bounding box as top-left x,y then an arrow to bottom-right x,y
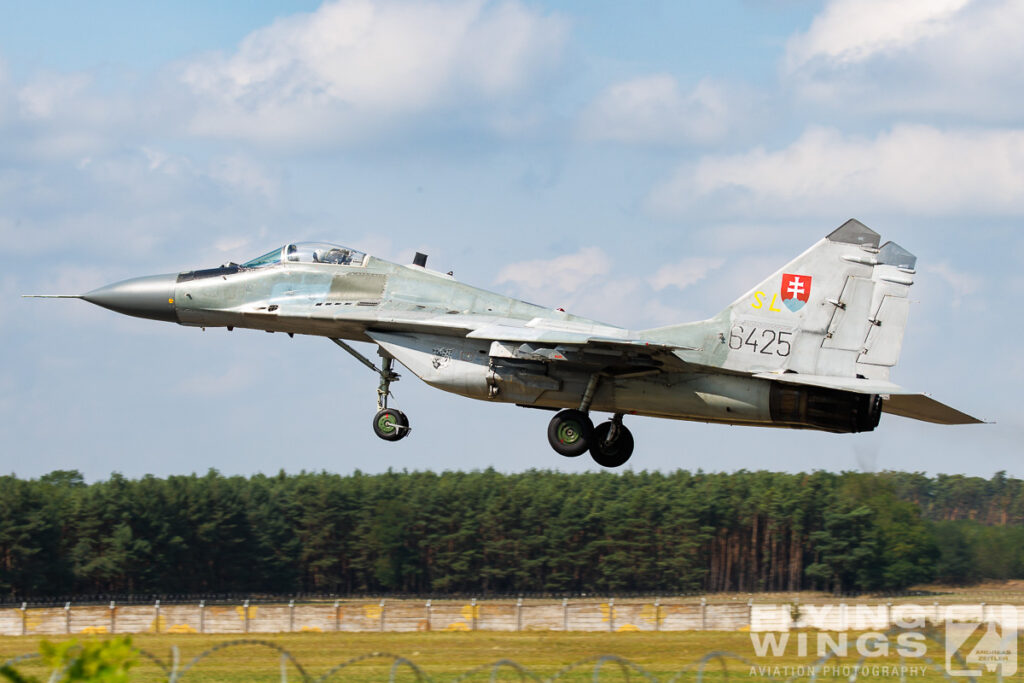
750,291 -> 783,312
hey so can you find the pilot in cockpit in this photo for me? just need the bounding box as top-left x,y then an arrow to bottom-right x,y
313,247 -> 352,265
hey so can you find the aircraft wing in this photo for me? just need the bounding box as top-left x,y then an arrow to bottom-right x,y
465,319 -> 698,371
466,323 -> 693,352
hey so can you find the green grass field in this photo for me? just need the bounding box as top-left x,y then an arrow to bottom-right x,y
2,630 -> 1022,682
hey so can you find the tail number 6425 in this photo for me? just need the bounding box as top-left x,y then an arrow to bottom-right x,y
728,324 -> 792,357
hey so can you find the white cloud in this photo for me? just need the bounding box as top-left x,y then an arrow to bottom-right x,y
494,247 -> 646,324
785,0 -> 971,69
1,68 -> 146,162
648,257 -> 723,291
180,0 -> 567,143
493,248 -> 713,327
579,75 -> 733,146
495,246 -> 611,301
927,262 -> 982,307
650,125 -> 1024,217
784,0 -> 1024,120
17,72 -> 92,120
206,156 -> 281,199
1,0 -> 573,162
638,299 -> 694,327
87,148 -> 281,204
0,146 -> 285,262
212,236 -> 255,256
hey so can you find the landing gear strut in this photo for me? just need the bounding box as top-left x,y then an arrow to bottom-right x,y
371,355 -> 409,441
330,338 -> 411,442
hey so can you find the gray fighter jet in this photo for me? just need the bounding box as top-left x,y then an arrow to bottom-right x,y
26,219 -> 981,467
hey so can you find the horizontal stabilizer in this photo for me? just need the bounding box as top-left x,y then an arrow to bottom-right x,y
753,372 -> 983,424
752,372 -> 914,395
882,394 -> 984,425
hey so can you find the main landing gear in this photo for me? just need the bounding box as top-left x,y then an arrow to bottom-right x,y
330,338 -> 411,442
546,372 -> 633,467
547,410 -> 634,468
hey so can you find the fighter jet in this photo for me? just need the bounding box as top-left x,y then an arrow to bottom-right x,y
26,219 -> 981,467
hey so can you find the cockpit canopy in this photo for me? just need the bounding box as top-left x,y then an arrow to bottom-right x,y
242,242 -> 367,269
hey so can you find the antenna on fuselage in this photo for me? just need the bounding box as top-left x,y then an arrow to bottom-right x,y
413,252 -> 428,267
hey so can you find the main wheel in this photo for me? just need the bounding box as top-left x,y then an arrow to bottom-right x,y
590,421 -> 634,468
373,408 -> 410,442
547,409 -> 594,457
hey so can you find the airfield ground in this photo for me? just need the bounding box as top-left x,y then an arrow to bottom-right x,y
2,630 -> 1023,682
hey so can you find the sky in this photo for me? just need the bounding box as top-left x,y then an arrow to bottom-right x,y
1,0 -> 1020,481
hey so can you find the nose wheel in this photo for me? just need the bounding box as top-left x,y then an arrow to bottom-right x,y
373,408 -> 410,441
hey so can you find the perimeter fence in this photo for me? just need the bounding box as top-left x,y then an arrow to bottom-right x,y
2,594 -> 1023,637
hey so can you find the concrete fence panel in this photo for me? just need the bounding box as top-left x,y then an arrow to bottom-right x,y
520,603 -> 564,631
659,603 -> 702,630
2,600 -> 1022,637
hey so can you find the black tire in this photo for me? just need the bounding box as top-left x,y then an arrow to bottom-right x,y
547,409 -> 594,457
373,408 -> 410,442
590,421 -> 634,468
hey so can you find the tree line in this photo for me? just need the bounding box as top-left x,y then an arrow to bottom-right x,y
1,469 -> 1021,599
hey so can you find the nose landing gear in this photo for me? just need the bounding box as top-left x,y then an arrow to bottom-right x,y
330,338 -> 411,442
371,354 -> 410,442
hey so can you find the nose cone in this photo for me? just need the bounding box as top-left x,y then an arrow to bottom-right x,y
82,274 -> 178,323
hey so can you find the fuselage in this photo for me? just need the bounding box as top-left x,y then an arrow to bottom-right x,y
81,242 -> 866,434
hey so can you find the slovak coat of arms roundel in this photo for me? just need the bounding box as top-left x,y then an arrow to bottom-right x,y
780,273 -> 811,312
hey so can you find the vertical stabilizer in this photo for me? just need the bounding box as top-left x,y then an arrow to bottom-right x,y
644,219 -> 916,380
